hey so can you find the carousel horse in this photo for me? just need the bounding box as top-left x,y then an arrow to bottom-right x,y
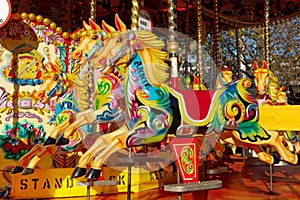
12,57 -> 122,174
215,65 -> 233,89
253,60 -> 280,105
15,19 -> 128,176
40,14 -> 297,180
11,59 -> 83,174
12,18 -> 126,175
253,61 -> 300,159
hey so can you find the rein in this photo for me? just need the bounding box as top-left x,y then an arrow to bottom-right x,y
105,31 -> 141,67
45,73 -> 69,98
84,32 -> 103,60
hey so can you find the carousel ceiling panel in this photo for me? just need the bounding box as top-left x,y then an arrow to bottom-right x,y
9,0 -> 300,31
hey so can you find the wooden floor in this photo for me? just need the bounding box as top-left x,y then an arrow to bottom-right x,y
47,157 -> 300,200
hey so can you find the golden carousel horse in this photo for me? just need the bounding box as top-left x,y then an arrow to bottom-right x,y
11,16 -> 127,174
253,60 -> 300,161
35,14 -> 298,181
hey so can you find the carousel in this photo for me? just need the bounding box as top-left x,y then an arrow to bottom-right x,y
0,0 -> 300,199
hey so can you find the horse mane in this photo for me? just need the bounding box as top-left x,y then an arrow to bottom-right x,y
135,30 -> 169,86
74,63 -> 90,112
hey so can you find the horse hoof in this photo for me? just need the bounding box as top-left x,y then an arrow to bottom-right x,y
72,167 -> 87,178
22,168 -> 34,175
12,166 -> 24,174
271,153 -> 280,164
56,137 -> 69,146
44,137 -> 56,146
85,168 -> 101,179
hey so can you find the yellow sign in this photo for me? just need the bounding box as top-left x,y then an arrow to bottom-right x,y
11,166 -> 177,198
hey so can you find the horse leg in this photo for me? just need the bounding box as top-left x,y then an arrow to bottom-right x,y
267,130 -> 298,164
224,131 -> 274,164
44,114 -> 74,145
86,134 -> 127,179
56,107 -> 113,146
12,144 -> 44,174
206,133 -> 226,157
72,125 -> 129,178
22,145 -> 58,175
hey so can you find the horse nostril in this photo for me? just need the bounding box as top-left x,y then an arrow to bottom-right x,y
38,92 -> 44,98
75,51 -> 82,58
99,58 -> 106,65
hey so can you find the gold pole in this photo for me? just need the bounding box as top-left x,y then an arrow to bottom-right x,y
264,0 -> 270,66
235,27 -> 241,77
131,0 -> 139,31
195,0 -> 206,90
185,0 -> 190,79
168,0 -> 179,89
88,0 -> 96,109
90,0 -> 96,21
213,0 -> 220,70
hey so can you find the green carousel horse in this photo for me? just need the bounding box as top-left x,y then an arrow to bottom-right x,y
40,14 -> 298,180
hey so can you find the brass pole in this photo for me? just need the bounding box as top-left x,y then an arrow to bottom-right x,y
195,0 -> 206,90
264,0 -> 270,66
235,27 -> 241,77
168,0 -> 179,88
89,0 -> 96,109
213,0 -> 220,70
90,0 -> 96,21
185,0 -> 190,78
131,0 -> 139,31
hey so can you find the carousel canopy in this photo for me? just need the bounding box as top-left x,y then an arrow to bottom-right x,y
9,0 -> 300,32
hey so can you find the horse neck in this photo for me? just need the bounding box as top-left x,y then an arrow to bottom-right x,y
215,73 -> 226,89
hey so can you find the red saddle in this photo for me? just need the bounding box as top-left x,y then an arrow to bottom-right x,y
173,88 -> 217,121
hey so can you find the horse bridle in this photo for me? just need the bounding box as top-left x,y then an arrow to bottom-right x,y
105,31 -> 141,67
84,32 -> 103,60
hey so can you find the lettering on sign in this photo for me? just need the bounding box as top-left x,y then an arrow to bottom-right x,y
138,9 -> 152,31
19,177 -> 74,190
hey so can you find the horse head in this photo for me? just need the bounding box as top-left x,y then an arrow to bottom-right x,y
72,19 -> 104,64
91,14 -> 168,87
253,60 -> 270,97
33,60 -> 76,103
216,65 -> 233,89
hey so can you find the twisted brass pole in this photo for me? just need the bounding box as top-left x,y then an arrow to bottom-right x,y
264,0 -> 270,66
131,0 -> 139,31
90,0 -> 96,21
196,0 -> 206,90
89,0 -> 96,109
235,27 -> 241,77
185,0 -> 190,78
168,0 -> 179,89
213,0 -> 220,70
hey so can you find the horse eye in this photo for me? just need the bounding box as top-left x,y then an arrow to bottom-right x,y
53,76 -> 58,81
117,38 -> 123,42
92,35 -> 98,40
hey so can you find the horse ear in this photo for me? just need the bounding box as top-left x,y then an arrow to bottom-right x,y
227,65 -> 232,71
115,14 -> 127,32
280,86 -> 285,92
262,60 -> 268,69
44,63 -> 52,72
253,61 -> 258,70
102,20 -> 116,33
88,18 -> 101,31
83,20 -> 91,30
221,66 -> 225,71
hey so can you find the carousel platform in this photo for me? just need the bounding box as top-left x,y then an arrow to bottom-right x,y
42,156 -> 300,200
